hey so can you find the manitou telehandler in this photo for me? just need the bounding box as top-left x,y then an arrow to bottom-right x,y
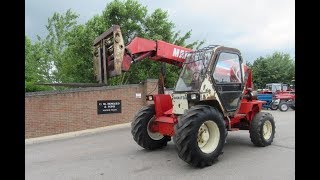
93,25 -> 276,167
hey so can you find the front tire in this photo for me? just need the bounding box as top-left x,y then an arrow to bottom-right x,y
174,105 -> 226,167
131,105 -> 170,150
269,101 -> 278,110
250,112 -> 275,147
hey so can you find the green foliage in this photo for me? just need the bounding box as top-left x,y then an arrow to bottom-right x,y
251,52 -> 295,89
102,0 -> 147,43
25,36 -> 54,92
41,9 -> 79,83
60,24 -> 96,83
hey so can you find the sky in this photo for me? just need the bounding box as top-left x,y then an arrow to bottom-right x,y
25,0 -> 295,63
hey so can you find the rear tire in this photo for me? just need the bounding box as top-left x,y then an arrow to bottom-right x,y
290,100 -> 295,110
131,105 -> 170,150
174,105 -> 226,167
250,112 -> 275,147
279,102 -> 289,112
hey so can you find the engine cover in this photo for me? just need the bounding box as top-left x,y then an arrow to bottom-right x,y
172,93 -> 188,115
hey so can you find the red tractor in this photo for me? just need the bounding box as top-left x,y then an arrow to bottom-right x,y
93,25 -> 276,167
272,91 -> 295,111
257,83 -> 295,111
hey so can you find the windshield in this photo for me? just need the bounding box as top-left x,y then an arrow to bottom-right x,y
174,48 -> 213,91
282,84 -> 288,91
265,84 -> 272,91
213,53 -> 242,83
273,84 -> 281,92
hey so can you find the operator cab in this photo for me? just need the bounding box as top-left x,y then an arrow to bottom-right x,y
172,46 -> 245,116
174,46 -> 213,92
264,83 -> 288,93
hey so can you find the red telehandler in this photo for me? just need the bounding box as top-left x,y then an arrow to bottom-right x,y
93,25 -> 276,167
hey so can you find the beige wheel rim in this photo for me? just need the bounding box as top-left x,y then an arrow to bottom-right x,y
197,120 -> 220,154
263,120 -> 272,140
147,117 -> 164,140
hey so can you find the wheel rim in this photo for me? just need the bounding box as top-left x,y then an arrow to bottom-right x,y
262,120 -> 272,140
197,120 -> 220,154
147,117 -> 164,140
281,104 -> 288,111
271,104 -> 277,109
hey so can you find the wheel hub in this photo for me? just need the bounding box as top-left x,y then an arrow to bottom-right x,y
202,130 -> 209,142
281,104 -> 287,110
197,120 -> 220,154
198,124 -> 209,147
263,120 -> 272,140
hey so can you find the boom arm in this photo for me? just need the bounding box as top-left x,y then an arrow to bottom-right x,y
93,25 -> 192,95
93,25 -> 192,85
126,37 -> 192,66
92,25 -> 253,96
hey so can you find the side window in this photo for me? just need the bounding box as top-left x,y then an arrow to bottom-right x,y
213,52 -> 242,83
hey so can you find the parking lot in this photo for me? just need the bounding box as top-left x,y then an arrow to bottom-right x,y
25,109 -> 295,180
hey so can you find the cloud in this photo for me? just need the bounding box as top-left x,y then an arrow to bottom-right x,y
25,0 -> 295,62
233,18 -> 294,50
25,0 -> 108,39
168,0 -> 295,51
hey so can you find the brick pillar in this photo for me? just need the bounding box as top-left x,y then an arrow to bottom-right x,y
143,79 -> 158,105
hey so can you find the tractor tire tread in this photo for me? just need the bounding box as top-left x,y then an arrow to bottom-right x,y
131,105 -> 170,150
174,105 -> 226,168
249,112 -> 275,147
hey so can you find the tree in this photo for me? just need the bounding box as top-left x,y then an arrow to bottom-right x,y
25,36 -> 54,92
59,24 -> 96,83
251,52 -> 295,89
41,9 -> 79,83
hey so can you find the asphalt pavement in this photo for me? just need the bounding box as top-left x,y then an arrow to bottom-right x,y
25,109 -> 295,180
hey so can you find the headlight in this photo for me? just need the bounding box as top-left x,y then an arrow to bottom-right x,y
191,94 -> 197,100
146,95 -> 153,101
187,93 -> 199,101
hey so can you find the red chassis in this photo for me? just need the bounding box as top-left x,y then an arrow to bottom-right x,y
149,68 -> 263,137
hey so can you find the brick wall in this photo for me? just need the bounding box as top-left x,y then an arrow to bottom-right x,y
25,79 -> 158,139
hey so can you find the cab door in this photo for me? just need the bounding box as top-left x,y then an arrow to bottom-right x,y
212,52 -> 244,112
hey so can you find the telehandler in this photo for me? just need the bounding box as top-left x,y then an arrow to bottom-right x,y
93,25 -> 276,167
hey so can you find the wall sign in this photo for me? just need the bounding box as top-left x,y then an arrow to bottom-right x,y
136,93 -> 142,98
97,100 -> 121,114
